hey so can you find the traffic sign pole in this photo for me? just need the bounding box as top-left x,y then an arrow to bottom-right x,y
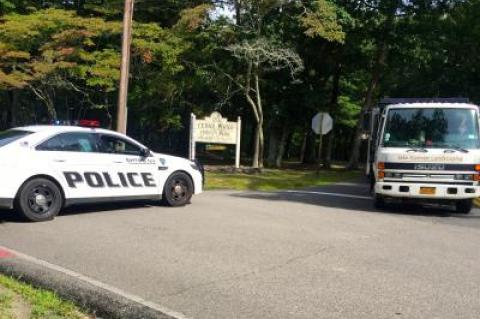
317,113 -> 324,172
312,112 -> 333,173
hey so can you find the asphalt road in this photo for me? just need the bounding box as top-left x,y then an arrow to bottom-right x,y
1,183 -> 480,319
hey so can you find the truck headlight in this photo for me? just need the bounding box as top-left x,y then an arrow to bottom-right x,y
455,174 -> 475,181
384,172 -> 402,178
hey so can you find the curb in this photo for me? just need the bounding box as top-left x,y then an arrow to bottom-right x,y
0,248 -> 185,319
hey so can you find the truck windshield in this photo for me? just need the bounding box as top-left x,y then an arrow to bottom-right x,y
0,130 -> 32,148
382,108 -> 480,149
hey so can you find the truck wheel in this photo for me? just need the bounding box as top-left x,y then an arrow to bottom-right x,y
374,193 -> 386,210
455,199 -> 473,214
16,178 -> 63,222
162,172 -> 193,207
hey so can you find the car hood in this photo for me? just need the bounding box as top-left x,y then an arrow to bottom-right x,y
152,152 -> 193,166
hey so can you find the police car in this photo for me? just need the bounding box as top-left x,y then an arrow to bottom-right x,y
0,121 -> 204,222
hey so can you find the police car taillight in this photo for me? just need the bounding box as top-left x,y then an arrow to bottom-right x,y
79,120 -> 100,128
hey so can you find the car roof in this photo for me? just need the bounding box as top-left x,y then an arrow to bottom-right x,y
14,125 -> 119,135
386,103 -> 478,109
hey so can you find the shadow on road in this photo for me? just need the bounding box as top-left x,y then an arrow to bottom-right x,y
0,201 -> 160,223
232,183 -> 480,219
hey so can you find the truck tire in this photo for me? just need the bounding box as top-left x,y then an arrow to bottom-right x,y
162,172 -> 193,207
16,178 -> 63,222
455,199 -> 473,214
374,193 -> 386,210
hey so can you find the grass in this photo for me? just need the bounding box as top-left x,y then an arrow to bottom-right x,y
0,275 -> 90,319
0,289 -> 13,319
205,169 -> 361,191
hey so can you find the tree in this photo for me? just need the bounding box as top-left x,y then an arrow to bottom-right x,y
215,0 -> 346,169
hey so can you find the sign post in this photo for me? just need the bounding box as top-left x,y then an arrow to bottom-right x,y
312,112 -> 333,169
190,112 -> 242,169
189,113 -> 196,161
235,116 -> 242,169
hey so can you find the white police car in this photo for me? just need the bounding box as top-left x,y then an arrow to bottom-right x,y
0,122 -> 204,222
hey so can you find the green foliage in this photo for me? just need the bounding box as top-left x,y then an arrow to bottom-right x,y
0,0 -> 479,166
300,0 -> 347,43
0,8 -> 186,122
0,274 -> 88,319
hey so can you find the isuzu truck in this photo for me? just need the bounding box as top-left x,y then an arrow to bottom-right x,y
367,98 -> 480,214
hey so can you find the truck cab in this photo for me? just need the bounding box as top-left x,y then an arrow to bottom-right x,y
368,98 -> 480,213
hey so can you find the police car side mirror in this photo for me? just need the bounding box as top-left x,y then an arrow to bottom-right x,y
140,148 -> 151,158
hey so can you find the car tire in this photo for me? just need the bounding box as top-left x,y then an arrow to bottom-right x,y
374,193 -> 386,210
162,172 -> 193,207
16,178 -> 63,222
455,199 -> 473,214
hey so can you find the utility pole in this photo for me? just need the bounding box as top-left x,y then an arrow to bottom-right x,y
116,0 -> 134,134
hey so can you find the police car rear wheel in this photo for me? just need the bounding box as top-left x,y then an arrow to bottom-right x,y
162,172 -> 193,207
17,178 -> 63,222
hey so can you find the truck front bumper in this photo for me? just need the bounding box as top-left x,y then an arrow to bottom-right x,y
375,182 -> 480,200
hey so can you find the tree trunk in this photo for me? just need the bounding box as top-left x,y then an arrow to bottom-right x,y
8,90 -> 18,127
267,129 -> 279,166
324,58 -> 342,168
299,131 -> 308,163
347,4 -> 398,170
324,131 -> 334,169
76,0 -> 85,14
254,66 -> 264,170
303,132 -> 317,164
252,123 -> 261,168
234,0 -> 241,25
275,127 -> 289,168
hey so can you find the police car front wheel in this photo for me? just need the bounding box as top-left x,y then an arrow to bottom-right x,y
17,178 -> 63,222
162,172 -> 193,207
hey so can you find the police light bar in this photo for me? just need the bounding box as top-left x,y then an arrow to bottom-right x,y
78,120 -> 100,128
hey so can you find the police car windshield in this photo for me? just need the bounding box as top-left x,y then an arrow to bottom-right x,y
382,108 -> 480,149
0,130 -> 32,148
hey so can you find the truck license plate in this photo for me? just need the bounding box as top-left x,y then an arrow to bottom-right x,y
420,187 -> 436,195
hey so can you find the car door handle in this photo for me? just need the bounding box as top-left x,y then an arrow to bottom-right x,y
113,161 -> 123,164
53,159 -> 67,163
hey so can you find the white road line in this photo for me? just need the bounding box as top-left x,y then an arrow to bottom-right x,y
283,190 -> 372,200
0,246 -> 192,319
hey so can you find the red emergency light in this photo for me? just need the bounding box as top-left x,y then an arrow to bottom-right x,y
78,120 -> 100,128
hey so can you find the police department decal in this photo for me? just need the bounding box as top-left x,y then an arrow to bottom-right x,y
126,158 -> 156,165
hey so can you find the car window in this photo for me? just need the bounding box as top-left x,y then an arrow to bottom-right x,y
0,130 -> 33,148
37,133 -> 98,152
98,134 -> 142,156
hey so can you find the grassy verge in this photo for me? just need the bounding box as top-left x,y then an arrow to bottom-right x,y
0,275 -> 90,319
206,169 -> 361,191
0,289 -> 13,319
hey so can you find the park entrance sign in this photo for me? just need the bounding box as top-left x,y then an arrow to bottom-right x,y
190,112 -> 242,168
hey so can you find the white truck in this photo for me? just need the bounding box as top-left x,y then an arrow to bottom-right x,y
367,98 -> 480,214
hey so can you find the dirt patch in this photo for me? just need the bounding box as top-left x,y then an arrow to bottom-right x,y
0,285 -> 31,319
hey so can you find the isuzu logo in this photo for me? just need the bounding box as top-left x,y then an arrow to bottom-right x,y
414,164 -> 445,171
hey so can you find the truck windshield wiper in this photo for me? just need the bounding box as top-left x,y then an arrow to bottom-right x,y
440,144 -> 469,153
406,146 -> 428,153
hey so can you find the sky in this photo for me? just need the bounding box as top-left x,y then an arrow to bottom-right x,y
211,4 -> 235,20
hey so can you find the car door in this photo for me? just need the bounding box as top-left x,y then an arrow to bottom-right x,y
96,133 -> 161,199
35,131 -> 118,200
